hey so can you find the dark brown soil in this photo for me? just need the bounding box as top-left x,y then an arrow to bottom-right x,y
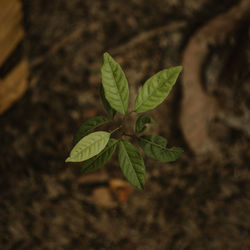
0,0 -> 249,249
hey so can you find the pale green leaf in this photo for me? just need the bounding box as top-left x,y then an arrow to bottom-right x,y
135,114 -> 155,133
138,135 -> 183,162
101,52 -> 129,114
134,66 -> 182,113
66,131 -> 110,162
100,86 -> 116,118
118,139 -> 145,190
81,138 -> 118,173
73,116 -> 110,145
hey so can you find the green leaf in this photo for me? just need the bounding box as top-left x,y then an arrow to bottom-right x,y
118,139 -> 145,190
135,114 -> 155,133
100,85 -> 116,118
73,116 -> 110,145
101,52 -> 129,114
81,138 -> 118,173
66,131 -> 110,162
138,135 -> 183,162
134,66 -> 182,113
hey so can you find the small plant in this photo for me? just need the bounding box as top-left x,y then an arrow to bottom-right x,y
65,52 -> 183,190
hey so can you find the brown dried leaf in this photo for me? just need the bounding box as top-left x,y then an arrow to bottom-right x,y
109,178 -> 133,203
92,187 -> 117,208
0,60 -> 28,114
0,0 -> 24,65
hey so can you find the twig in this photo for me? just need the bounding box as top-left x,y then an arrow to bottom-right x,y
30,25 -> 85,67
30,22 -> 185,68
110,21 -> 186,55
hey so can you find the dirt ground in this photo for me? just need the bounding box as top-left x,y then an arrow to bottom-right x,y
0,0 -> 250,249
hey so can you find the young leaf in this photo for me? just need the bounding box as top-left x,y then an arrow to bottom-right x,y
135,114 -> 155,133
100,86 -> 116,118
134,66 -> 182,113
73,116 -> 110,145
101,52 -> 129,114
81,138 -> 118,173
66,131 -> 110,163
138,135 -> 183,162
118,139 -> 145,190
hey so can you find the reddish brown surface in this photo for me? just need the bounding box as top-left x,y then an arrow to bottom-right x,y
0,0 -> 249,249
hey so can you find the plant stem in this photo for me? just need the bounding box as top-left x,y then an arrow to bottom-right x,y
123,133 -> 137,139
122,110 -> 135,127
110,125 -> 122,134
123,133 -> 133,137
127,110 -> 135,115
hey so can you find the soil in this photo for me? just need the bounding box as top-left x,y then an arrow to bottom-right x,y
0,0 -> 249,249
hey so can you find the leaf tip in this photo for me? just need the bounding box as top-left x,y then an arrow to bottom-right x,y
176,65 -> 183,73
176,147 -> 184,153
103,52 -> 110,60
65,157 -> 71,163
179,148 -> 184,155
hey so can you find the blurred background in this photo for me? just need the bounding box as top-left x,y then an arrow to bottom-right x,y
0,0 -> 249,249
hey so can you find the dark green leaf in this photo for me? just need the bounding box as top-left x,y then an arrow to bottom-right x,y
135,114 -> 155,133
135,66 -> 182,113
101,52 -> 129,114
100,85 -> 116,118
81,138 -> 118,173
138,135 -> 183,162
66,131 -> 110,162
73,116 -> 110,145
118,139 -> 145,190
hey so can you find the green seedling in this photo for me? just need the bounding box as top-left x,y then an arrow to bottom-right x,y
66,52 -> 183,190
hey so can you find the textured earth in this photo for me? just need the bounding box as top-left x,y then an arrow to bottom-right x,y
0,0 -> 249,249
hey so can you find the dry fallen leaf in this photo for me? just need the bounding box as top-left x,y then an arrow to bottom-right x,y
0,60 -> 28,115
0,0 -> 24,65
92,187 -> 117,208
0,0 -> 28,115
109,178 -> 133,203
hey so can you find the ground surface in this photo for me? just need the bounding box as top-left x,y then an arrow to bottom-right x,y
0,0 -> 250,249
